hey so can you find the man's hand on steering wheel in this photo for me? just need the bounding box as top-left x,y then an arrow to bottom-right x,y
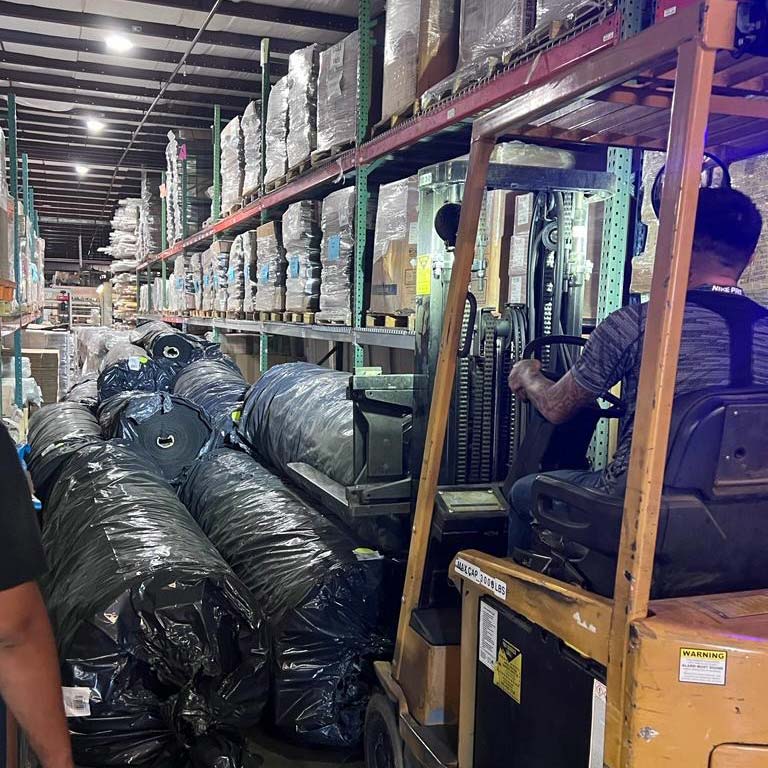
508,359 -> 542,401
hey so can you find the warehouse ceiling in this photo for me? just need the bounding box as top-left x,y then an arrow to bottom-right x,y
0,0 -> 371,264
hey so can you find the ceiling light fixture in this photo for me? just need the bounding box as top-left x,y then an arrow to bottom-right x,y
105,33 -> 134,53
86,118 -> 105,133
75,164 -> 89,177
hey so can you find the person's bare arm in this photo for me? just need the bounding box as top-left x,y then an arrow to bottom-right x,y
0,582 -> 73,768
508,360 -> 596,424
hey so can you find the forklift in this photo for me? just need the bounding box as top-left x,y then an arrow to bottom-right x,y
365,0 -> 768,765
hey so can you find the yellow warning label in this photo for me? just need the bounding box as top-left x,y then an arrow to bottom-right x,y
416,255 -> 432,296
493,640 -> 522,703
680,648 -> 727,661
679,647 -> 727,685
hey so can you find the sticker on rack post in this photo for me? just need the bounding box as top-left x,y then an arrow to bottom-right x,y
327,235 -> 341,262
416,255 -> 432,296
479,602 -> 498,671
493,640 -> 522,703
679,648 -> 727,685
455,557 -> 508,600
588,680 -> 607,768
62,686 -> 92,718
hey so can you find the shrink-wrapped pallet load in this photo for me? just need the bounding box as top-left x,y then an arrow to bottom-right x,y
220,115 -> 244,215
316,31 -> 359,155
284,200 -> 322,313
318,186 -> 356,322
253,221 -> 287,313
287,44 -> 322,168
264,76 -> 289,185
242,100 -> 262,196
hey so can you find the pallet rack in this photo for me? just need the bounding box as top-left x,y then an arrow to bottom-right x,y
136,5 -> 624,368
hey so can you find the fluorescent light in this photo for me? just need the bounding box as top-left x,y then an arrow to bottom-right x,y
75,164 -> 89,177
105,33 -> 133,53
86,118 -> 105,133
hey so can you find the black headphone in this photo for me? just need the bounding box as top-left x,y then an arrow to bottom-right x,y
651,152 -> 732,219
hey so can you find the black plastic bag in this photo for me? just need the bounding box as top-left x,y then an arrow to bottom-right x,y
99,342 -> 150,371
97,356 -> 179,402
238,362 -> 358,487
173,359 -> 248,439
180,448 -> 391,748
62,374 -> 99,409
41,441 -> 270,767
27,402 -> 103,502
131,320 -> 201,365
99,392 -> 214,484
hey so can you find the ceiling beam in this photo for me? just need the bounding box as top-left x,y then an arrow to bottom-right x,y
17,128 -> 167,149
16,138 -> 167,165
0,50 -> 266,93
0,66 -> 253,109
11,111 -> 200,139
39,216 -> 110,226
0,29 -> 288,74
13,146 -> 166,170
0,1 -> 300,54
118,0 -> 356,32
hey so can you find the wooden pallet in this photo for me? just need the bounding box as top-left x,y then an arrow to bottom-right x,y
226,311 -> 245,320
310,140 -> 355,167
223,200 -> 244,218
366,312 -> 416,330
256,310 -> 286,322
371,101 -> 420,138
284,311 -> 316,324
242,186 -> 261,205
264,175 -> 286,194
316,312 -> 352,326
286,158 -> 311,181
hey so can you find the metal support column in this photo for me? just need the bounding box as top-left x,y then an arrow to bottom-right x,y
212,104 -> 222,221
8,95 -> 22,408
352,0 -> 374,369
259,38 -> 272,368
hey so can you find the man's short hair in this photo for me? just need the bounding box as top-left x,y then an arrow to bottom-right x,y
693,187 -> 763,271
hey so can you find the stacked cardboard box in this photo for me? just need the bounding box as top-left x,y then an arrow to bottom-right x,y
284,201 -> 322,313
21,329 -> 73,397
254,222 -> 287,313
221,116 -> 244,215
22,348 -> 60,405
318,187 -> 357,322
265,76 -> 290,185
317,32 -> 359,154
287,44 -> 322,168
242,101 -> 262,196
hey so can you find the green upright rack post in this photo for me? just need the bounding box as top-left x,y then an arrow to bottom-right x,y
161,172 -> 168,252
213,104 -> 222,221
259,38 -> 272,372
8,96 -> 22,408
352,0 -> 375,369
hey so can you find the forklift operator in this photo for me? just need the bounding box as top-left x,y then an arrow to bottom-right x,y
507,186 -> 767,547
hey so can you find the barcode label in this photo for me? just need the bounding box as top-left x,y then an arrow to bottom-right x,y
62,686 -> 92,718
479,602 -> 498,671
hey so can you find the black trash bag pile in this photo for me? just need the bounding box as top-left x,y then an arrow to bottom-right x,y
131,320 -> 206,366
99,392 -> 214,484
173,359 -> 248,440
180,449 -> 391,748
41,441 -> 270,768
239,362 -> 358,487
62,374 -> 99,409
99,342 -> 149,371
97,354 -> 179,402
27,402 -> 103,502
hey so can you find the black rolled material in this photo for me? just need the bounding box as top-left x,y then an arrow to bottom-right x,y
99,342 -> 149,371
27,402 -> 103,502
179,449 -> 391,748
62,375 -> 99,409
41,441 -> 270,768
99,392 -> 214,484
238,362 -> 358,487
132,321 -> 204,366
97,356 -> 179,403
173,360 -> 248,438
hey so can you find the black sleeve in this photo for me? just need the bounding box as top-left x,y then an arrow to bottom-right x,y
0,424 -> 47,590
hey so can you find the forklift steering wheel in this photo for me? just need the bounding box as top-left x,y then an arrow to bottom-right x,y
523,335 -> 626,418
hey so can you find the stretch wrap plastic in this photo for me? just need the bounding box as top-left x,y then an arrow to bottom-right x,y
97,357 -> 178,402
62,375 -> 99,409
264,76 -> 289,185
287,44 -> 321,168
235,232 -> 258,315
27,402 -> 102,501
173,360 -> 248,438
254,222 -> 286,313
284,200 -> 322,313
318,186 -> 356,321
41,441 -> 269,767
221,115 -> 244,215
239,362 -> 357,487
317,32 -> 358,153
179,449 -> 390,748
242,101 -> 262,195
99,392 -> 214,484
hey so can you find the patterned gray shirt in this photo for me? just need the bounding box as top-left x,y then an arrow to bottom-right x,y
571,288 -> 768,489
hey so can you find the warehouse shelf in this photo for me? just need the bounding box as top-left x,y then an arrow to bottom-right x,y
0,310 -> 42,338
136,13 -> 620,271
138,314 -> 416,351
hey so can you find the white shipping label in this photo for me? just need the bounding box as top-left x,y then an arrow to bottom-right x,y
478,602 -> 498,671
455,557 -> 508,600
588,680 -> 607,768
515,195 -> 532,228
679,648 -> 727,685
408,222 -> 419,246
62,686 -> 92,718
128,356 -> 141,371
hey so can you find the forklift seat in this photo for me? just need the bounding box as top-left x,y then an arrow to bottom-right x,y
523,386 -> 768,599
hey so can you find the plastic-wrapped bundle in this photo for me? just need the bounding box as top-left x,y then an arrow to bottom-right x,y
382,0 -> 421,122
99,342 -> 148,371
99,391 -> 214,484
242,101 -> 262,196
264,76 -> 289,185
631,150 -> 665,298
284,200 -> 322,313
76,327 -> 132,376
131,320 -> 202,366
41,441 -> 269,768
226,237 -> 245,314
27,402 -> 102,502
180,449 -> 390,747
237,231 -> 258,315
287,44 -> 322,169
62,374 -> 99,409
318,186 -> 355,322
97,356 -> 178,402
370,177 -> 419,316
239,362 -> 355,486
173,359 -> 248,438
212,240 -> 231,313
138,173 -> 161,264
317,32 -> 358,154
165,130 -> 183,244
221,115 -> 244,215
253,221 -> 286,313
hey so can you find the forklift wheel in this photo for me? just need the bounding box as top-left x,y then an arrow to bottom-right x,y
364,692 -> 406,768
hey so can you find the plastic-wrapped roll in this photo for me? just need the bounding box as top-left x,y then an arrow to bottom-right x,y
27,402 -> 102,502
99,392 -> 214,484
99,342 -> 148,371
97,356 -> 178,402
131,320 -> 200,365
62,374 -> 99,409
42,441 -> 269,767
173,360 -> 248,439
238,362 -> 358,487
179,449 -> 390,748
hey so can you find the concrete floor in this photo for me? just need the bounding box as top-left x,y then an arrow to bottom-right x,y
250,730 -> 364,768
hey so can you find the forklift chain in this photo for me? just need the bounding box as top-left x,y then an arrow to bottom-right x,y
455,301 -> 472,483
480,313 -> 497,483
